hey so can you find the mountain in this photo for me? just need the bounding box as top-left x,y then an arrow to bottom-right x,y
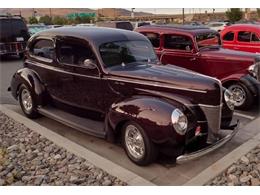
0,8 -> 153,18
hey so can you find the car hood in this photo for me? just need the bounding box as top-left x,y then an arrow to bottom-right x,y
107,63 -> 222,106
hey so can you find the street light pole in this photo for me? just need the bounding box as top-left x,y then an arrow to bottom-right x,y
182,8 -> 185,24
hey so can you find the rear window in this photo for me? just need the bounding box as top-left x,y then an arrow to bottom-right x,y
116,22 -> 133,31
238,31 -> 251,42
0,18 -> 28,41
30,39 -> 55,60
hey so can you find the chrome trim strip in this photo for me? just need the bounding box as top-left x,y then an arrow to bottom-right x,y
107,77 -> 207,93
176,122 -> 240,164
26,60 -> 100,80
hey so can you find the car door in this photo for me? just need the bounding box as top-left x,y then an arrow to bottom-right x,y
25,37 -> 63,106
160,33 -> 200,72
56,37 -> 116,119
236,30 -> 260,53
222,31 -> 236,50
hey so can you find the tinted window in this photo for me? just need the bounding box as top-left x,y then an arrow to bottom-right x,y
116,22 -> 133,31
251,33 -> 260,42
238,31 -> 251,42
31,39 -> 54,60
0,18 -> 29,42
142,32 -> 160,48
164,34 -> 193,51
223,31 -> 234,41
58,40 -> 96,66
100,40 -> 158,68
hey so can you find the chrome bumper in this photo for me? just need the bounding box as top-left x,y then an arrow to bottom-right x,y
176,121 -> 239,164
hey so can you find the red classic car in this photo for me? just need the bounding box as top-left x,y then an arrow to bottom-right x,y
221,24 -> 260,54
136,25 -> 260,110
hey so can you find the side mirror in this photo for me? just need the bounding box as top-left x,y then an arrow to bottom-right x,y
83,59 -> 97,70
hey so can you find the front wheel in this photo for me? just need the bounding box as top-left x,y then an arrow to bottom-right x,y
122,121 -> 158,166
19,84 -> 39,119
228,83 -> 253,110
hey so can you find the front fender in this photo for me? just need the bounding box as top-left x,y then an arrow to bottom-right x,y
10,68 -> 47,105
108,96 -> 191,144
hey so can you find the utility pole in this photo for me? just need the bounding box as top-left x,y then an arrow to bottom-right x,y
182,8 -> 185,24
49,8 -> 52,18
131,8 -> 135,19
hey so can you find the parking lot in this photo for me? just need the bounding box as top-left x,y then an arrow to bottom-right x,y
0,56 -> 259,185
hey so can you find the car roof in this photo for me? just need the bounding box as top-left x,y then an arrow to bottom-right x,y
136,25 -> 215,35
33,26 -> 147,46
222,24 -> 260,31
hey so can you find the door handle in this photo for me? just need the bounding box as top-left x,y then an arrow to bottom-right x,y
190,57 -> 197,61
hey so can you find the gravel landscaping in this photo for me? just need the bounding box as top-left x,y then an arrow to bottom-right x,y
208,144 -> 260,186
0,111 -> 127,186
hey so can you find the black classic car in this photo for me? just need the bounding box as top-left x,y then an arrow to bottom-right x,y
0,15 -> 30,58
9,27 -> 238,165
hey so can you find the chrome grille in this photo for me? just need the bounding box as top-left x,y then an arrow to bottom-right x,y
199,104 -> 222,144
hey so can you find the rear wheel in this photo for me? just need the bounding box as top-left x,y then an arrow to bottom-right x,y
19,84 -> 39,118
122,121 -> 158,166
228,83 -> 253,110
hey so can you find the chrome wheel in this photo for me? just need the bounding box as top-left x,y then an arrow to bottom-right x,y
125,124 -> 145,160
228,85 -> 246,107
21,88 -> 33,112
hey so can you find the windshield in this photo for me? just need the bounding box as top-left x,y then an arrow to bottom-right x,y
99,40 -> 158,68
196,32 -> 221,49
28,26 -> 50,35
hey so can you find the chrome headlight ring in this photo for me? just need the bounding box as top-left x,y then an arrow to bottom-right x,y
171,108 -> 188,135
248,63 -> 259,79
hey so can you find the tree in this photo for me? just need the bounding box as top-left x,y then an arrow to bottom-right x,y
225,8 -> 243,23
39,15 -> 52,25
28,16 -> 38,24
257,8 -> 260,18
52,16 -> 68,25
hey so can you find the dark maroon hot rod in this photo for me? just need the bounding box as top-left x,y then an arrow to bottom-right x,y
9,27 -> 238,165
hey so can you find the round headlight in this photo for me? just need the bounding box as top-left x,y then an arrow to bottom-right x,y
171,108 -> 188,135
224,89 -> 235,111
248,64 -> 258,78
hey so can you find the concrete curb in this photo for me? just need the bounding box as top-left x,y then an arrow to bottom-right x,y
0,104 -> 156,186
184,117 -> 260,186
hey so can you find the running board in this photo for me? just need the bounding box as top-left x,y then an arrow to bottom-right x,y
38,106 -> 106,138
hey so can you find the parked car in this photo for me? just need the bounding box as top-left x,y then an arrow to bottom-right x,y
221,24 -> 260,54
27,24 -> 50,36
207,21 -> 230,32
96,21 -> 133,31
0,14 -> 30,58
9,27 -> 238,165
136,25 -> 260,110
131,21 -> 151,30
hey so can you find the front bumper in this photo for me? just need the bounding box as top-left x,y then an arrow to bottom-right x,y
176,121 -> 239,164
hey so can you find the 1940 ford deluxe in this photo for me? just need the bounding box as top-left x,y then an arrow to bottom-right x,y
9,27 -> 238,165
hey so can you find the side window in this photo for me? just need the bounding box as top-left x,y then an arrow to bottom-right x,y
31,39 -> 54,60
223,31 -> 234,41
164,34 -> 193,51
251,33 -> 260,42
238,31 -> 251,42
57,39 -> 96,66
141,32 -> 160,48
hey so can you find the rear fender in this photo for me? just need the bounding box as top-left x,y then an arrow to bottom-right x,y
11,68 -> 47,106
